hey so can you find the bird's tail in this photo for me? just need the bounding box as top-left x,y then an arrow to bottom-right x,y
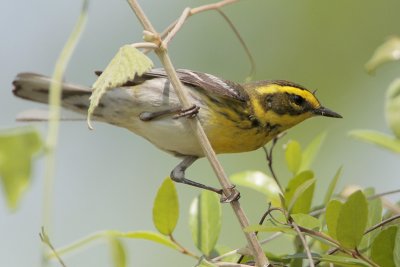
12,72 -> 92,118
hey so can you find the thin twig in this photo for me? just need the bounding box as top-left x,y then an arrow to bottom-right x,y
354,248 -> 379,267
216,233 -> 281,263
310,187 -> 400,217
290,219 -> 315,267
314,214 -> 400,266
237,206 -> 282,264
217,262 -> 254,267
40,227 -> 67,267
296,225 -> 341,247
157,0 -> 254,80
132,42 -> 159,50
125,1 -> 269,266
364,214 -> 400,235
163,8 -> 191,45
259,232 -> 282,246
368,188 -> 400,199
169,234 -> 199,259
263,133 -> 286,193
215,9 -> 256,80
190,0 -> 239,14
313,248 -> 338,266
212,248 -> 241,262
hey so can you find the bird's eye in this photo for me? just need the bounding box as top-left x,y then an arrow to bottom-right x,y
292,95 -> 305,106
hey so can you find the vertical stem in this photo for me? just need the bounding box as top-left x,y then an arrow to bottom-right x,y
127,1 -> 270,266
42,0 -> 88,264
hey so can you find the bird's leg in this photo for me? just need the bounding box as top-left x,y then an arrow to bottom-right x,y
139,105 -> 200,121
139,107 -> 181,121
170,156 -> 241,203
171,156 -> 223,194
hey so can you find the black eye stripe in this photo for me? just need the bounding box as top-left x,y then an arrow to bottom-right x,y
291,94 -> 305,105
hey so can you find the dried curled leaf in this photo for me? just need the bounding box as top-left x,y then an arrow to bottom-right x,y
87,45 -> 153,128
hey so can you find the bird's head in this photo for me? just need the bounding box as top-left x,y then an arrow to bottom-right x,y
246,80 -> 342,130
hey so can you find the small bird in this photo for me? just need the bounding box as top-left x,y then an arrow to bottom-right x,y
12,69 -> 342,196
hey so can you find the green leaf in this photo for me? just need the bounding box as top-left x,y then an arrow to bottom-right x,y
326,199 -> 343,239
109,238 -> 126,267
360,188 -> 382,256
229,171 -> 281,205
350,130 -> 400,153
0,127 -> 42,210
189,191 -> 221,256
117,231 -> 180,251
300,132 -> 326,172
385,78 -> 400,138
285,140 -> 302,175
87,45 -> 153,128
287,178 -> 315,213
284,171 -> 315,214
336,190 -> 368,249
291,213 -> 321,230
323,166 -> 342,205
371,226 -> 398,267
152,178 -> 179,235
365,36 -> 400,73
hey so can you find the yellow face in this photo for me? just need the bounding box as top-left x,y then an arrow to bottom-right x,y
248,81 -> 341,130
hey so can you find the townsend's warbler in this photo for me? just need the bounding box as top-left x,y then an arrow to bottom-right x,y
12,69 -> 342,195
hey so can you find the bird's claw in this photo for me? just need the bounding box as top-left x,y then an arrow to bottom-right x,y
173,105 -> 200,119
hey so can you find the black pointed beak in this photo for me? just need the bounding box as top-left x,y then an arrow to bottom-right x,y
313,106 -> 342,118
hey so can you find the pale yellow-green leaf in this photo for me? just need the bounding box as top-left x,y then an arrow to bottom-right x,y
230,170 -> 282,205
284,171 -> 315,214
323,166 -> 342,205
371,226 -> 398,267
291,213 -> 321,230
285,140 -> 302,175
0,127 -> 42,210
87,45 -> 153,128
326,199 -> 343,240
299,132 -> 326,172
386,78 -> 400,138
189,191 -> 221,256
115,230 -> 180,251
152,178 -> 179,235
350,130 -> 400,153
336,190 -> 368,249
365,36 -> 400,73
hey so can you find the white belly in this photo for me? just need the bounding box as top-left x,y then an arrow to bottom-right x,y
92,78 -> 208,157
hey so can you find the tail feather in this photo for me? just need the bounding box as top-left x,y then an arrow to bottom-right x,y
12,72 -> 92,113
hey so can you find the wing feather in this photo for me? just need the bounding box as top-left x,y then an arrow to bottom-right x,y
98,68 -> 249,102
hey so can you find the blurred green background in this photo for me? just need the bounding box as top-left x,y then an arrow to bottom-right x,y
1,0 -> 400,266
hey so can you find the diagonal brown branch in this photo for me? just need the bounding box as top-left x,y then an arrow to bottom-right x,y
126,1 -> 270,266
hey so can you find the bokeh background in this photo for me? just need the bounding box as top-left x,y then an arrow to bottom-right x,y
1,0 -> 400,266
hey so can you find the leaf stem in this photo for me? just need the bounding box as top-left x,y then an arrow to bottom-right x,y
169,234 -> 199,259
289,218 -> 314,267
42,0 -> 88,264
46,232 -> 105,259
363,214 -> 400,235
40,228 -> 67,267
